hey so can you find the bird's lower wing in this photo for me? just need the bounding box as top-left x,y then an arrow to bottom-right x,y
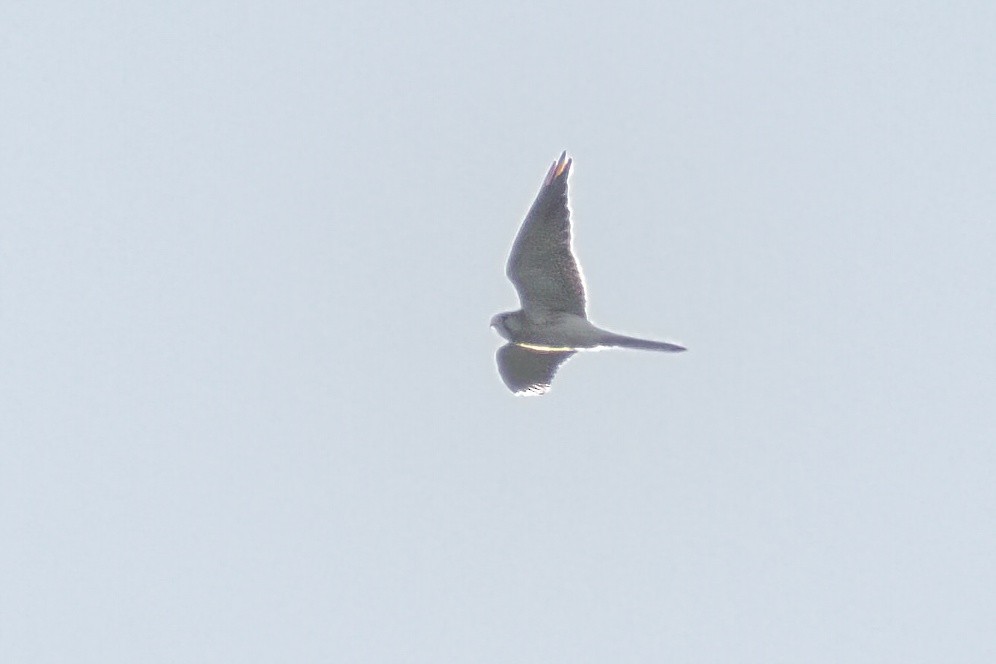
495,343 -> 576,396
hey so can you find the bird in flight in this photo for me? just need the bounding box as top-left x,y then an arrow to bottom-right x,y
491,151 -> 686,395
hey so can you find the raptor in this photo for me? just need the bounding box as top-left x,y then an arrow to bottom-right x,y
491,151 -> 685,395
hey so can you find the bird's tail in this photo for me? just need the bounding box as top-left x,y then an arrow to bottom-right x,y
601,333 -> 686,352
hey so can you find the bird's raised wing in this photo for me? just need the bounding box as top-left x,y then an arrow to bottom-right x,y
506,151 -> 587,317
495,343 -> 576,395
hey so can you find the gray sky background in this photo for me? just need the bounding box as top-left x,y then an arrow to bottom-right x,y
3,2 -> 995,662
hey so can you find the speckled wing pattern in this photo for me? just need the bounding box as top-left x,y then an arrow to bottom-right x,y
506,151 -> 587,317
495,343 -> 577,395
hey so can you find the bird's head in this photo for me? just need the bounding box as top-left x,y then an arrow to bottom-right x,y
490,311 -> 522,341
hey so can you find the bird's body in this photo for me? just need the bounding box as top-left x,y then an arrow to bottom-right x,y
493,309 -> 685,352
491,151 -> 685,395
492,310 -> 604,349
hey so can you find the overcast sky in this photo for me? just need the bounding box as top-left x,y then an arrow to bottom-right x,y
3,2 -> 995,662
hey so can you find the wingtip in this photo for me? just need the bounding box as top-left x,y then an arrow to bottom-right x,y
542,152 -> 570,185
552,150 -> 571,180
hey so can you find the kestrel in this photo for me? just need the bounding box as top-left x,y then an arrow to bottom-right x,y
491,151 -> 686,395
